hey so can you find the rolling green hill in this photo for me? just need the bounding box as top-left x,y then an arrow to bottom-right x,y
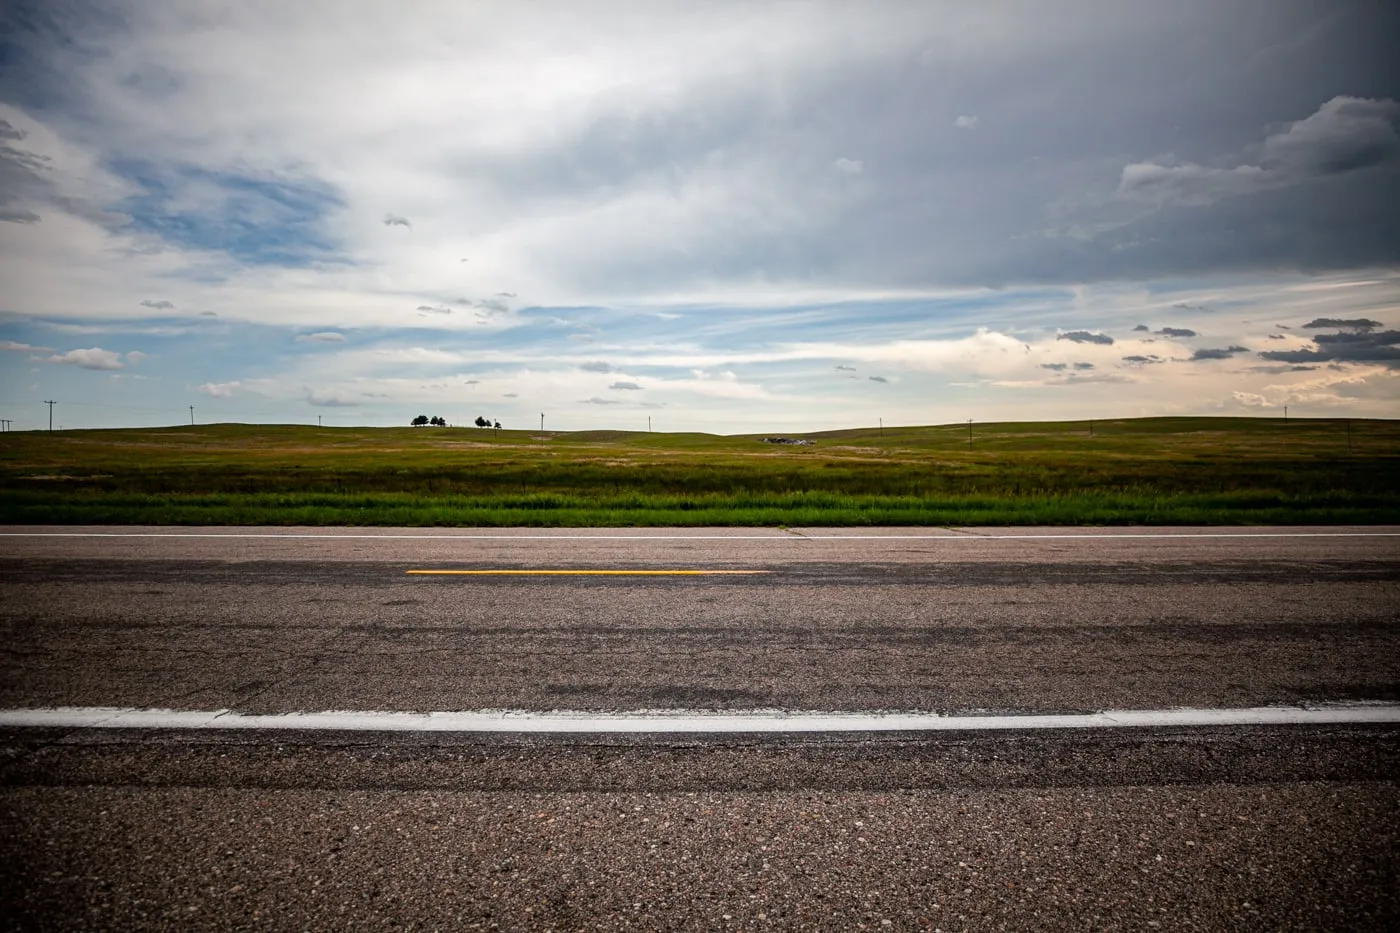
1,417 -> 1395,526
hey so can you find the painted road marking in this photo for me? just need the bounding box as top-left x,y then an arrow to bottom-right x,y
2,531 -> 1398,540
406,569 -> 770,576
2,704 -> 1397,733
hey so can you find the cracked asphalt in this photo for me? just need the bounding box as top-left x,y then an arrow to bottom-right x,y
1,526 -> 1398,930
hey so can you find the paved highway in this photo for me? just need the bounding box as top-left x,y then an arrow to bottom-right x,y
2,526 -> 1398,930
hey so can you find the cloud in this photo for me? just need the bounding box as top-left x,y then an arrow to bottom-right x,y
1118,162 -> 1267,207
834,365 -> 856,372
1073,362 -> 1094,370
1040,363 -> 1069,371
304,387 -> 361,407
125,350 -> 148,364
1,340 -> 53,353
139,299 -> 175,310
1233,391 -> 1270,409
473,298 -> 510,315
199,311 -> 218,317
45,347 -> 125,370
197,381 -> 240,398
582,397 -> 622,405
296,331 -> 347,343
383,213 -> 412,228
1132,324 -> 1149,332
0,208 -> 40,223
1155,327 -> 1197,337
0,118 -> 24,141
868,375 -> 888,383
1261,96 -> 1400,177
609,380 -> 642,390
954,115 -> 979,130
1121,354 -> 1163,364
833,157 -> 864,175
580,361 -> 614,373
1259,324 -> 1400,365
1190,345 -> 1249,360
1057,331 -> 1114,345
1118,96 -> 1400,208
416,305 -> 452,315
1303,317 -> 1380,332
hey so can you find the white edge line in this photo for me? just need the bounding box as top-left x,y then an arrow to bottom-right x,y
1,705 -> 1398,733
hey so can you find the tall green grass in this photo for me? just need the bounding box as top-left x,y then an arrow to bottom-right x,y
1,418 -> 1395,525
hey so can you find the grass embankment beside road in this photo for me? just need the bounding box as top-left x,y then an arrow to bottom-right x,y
0,417 -> 1396,526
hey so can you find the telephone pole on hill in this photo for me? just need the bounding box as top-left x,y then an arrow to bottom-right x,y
44,400 -> 55,432
189,405 -> 195,425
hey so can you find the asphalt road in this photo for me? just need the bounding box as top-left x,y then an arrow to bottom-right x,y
2,526 -> 1398,930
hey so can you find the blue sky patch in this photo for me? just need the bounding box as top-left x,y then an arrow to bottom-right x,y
112,159 -> 347,267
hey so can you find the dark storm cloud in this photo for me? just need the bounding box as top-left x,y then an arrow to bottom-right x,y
438,2 -> 1400,295
1058,331 -> 1114,345
1190,345 -> 1249,360
1303,317 -> 1381,331
1259,325 -> 1400,365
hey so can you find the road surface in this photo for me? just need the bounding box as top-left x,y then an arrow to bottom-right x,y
2,526 -> 1397,930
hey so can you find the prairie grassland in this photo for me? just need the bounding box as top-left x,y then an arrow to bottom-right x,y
0,417 -> 1396,526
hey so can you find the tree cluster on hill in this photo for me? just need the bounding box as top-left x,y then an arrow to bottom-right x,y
473,416 -> 502,429
411,415 -> 448,427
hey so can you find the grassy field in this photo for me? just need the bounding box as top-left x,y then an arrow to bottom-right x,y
0,417 -> 1396,526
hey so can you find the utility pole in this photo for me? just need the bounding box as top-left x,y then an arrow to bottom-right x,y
879,417 -> 883,438
648,416 -> 652,433
540,412 -> 545,434
967,418 -> 973,447
44,400 -> 55,433
1284,406 -> 1288,422
189,405 -> 195,425
318,415 -> 322,427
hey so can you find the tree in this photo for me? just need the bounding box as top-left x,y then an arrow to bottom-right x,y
411,415 -> 429,426
474,416 -> 490,428
430,416 -> 446,427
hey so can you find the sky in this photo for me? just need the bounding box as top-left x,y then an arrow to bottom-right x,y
1,0 -> 1398,433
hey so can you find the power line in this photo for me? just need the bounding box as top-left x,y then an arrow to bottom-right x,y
44,400 -> 55,433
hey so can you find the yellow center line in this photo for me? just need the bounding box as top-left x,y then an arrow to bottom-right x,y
406,569 -> 771,576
